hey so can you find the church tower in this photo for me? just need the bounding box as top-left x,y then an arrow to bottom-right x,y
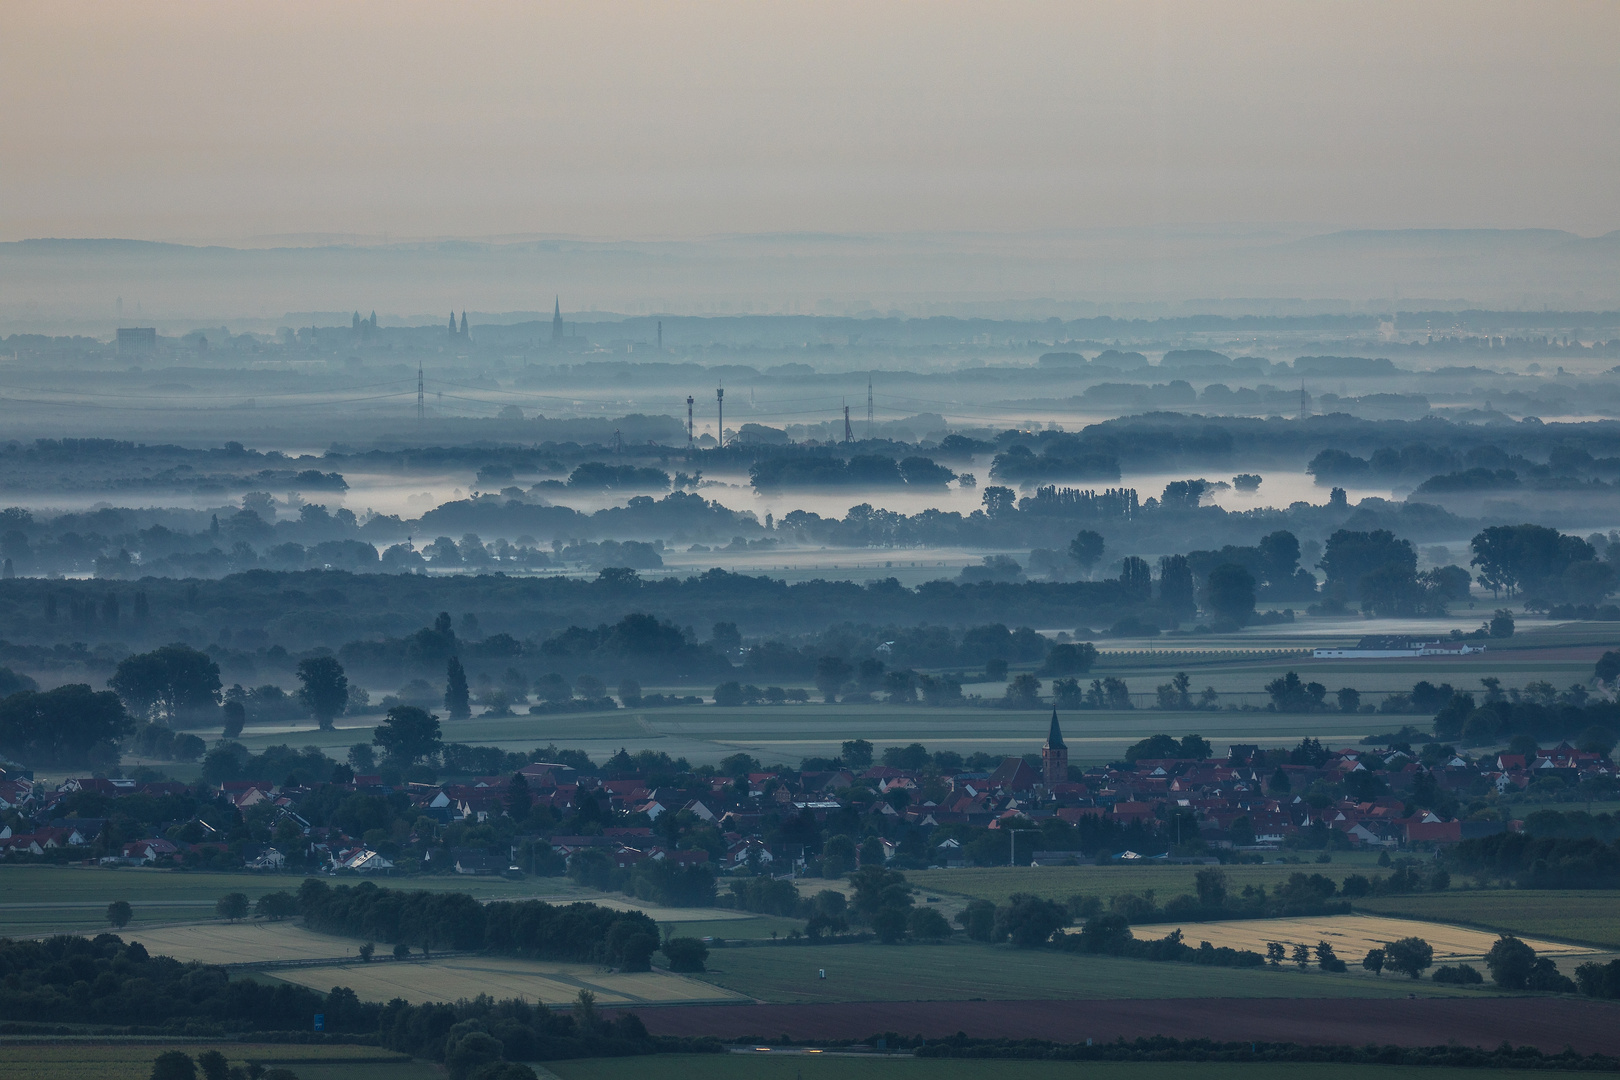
1042,709 -> 1068,786
551,296 -> 564,344
459,311 -> 468,338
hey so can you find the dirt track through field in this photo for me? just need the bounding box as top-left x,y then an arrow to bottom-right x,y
618,997 -> 1620,1055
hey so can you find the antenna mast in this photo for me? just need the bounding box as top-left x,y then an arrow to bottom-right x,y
417,362 -> 425,422
866,374 -> 873,438
843,401 -> 853,444
686,395 -> 694,447
716,387 -> 724,448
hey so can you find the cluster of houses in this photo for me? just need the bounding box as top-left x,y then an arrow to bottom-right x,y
0,719 -> 1611,872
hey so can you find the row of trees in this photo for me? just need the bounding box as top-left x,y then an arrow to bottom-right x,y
295,879 -> 662,970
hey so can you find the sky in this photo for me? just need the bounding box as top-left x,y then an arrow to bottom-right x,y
2,1 -> 1617,243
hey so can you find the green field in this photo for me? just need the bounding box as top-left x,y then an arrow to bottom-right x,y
545,1056 -> 1567,1080
196,617 -> 1620,770
1357,890 -> 1620,948
0,1043 -> 424,1080
0,866 -> 618,938
906,859 -> 1389,908
665,916 -> 807,941
689,938 -> 1498,1003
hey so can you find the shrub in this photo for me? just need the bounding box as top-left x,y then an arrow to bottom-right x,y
1432,963 -> 1484,985
662,937 -> 708,972
150,1052 -> 196,1080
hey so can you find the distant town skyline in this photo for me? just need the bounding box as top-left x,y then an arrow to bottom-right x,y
2,1 -> 1616,243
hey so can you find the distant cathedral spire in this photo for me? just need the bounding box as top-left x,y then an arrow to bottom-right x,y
551,296 -> 564,345
459,311 -> 468,337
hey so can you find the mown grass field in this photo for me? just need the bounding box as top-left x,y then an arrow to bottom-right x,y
1,1043 -> 423,1080
905,859 -> 1389,908
270,953 -> 745,1006
123,920 -> 370,963
1356,890 -> 1620,948
688,938 -> 1501,1003
545,1055 -> 1569,1080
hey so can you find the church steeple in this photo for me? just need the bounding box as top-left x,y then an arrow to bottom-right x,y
551,296 -> 564,345
1042,708 -> 1068,787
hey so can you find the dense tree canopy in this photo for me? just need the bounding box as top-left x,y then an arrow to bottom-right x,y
0,683 -> 131,766
109,644 -> 221,722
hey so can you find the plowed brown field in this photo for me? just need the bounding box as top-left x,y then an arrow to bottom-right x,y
619,997 -> 1620,1055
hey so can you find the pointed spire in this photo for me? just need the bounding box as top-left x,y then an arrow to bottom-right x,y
1045,708 -> 1065,750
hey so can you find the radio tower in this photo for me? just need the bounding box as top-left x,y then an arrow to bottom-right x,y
843,401 -> 853,444
686,396 -> 694,447
716,387 -> 724,448
417,362 -> 425,422
866,374 -> 873,438
1298,380 -> 1310,421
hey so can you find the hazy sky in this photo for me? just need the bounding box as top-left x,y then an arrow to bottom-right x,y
3,1 -> 1617,243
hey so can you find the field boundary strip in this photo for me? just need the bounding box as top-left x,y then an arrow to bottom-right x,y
1350,902 -> 1620,951
224,950 -> 476,971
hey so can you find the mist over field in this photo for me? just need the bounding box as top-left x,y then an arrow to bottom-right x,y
7,5 -> 1620,1070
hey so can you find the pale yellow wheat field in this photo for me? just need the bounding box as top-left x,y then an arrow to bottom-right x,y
1125,914 -> 1597,963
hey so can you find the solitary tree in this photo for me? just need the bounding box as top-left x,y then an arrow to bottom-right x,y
372,706 -> 442,764
1068,530 -> 1105,576
1383,936 -> 1434,979
1158,554 -> 1197,615
1314,940 -> 1346,972
215,893 -> 249,922
216,697 -> 244,741
296,656 -> 349,731
1362,947 -> 1385,976
195,1050 -> 229,1080
1003,673 -> 1042,708
1484,933 -> 1538,989
840,739 -> 873,769
815,656 -> 853,703
506,770 -> 531,817
253,892 -> 298,921
107,899 -> 132,928
1205,563 -> 1257,626
149,1051 -> 197,1080
444,657 -> 471,719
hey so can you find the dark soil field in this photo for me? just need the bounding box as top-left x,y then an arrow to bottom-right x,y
621,997 -> 1620,1055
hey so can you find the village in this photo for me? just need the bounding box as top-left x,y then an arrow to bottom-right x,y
3,712 -> 1610,878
